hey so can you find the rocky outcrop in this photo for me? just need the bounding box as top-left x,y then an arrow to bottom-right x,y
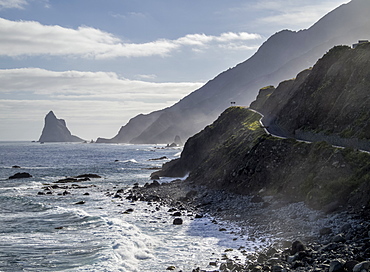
9,172 -> 32,179
38,111 -> 84,142
251,44 -> 370,149
97,0 -> 370,144
154,45 -> 370,212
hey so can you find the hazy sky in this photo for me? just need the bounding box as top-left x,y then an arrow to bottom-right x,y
0,0 -> 350,141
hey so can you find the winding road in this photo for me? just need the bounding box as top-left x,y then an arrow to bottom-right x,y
247,107 -> 370,153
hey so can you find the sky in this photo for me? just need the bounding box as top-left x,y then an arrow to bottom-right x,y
0,0 -> 350,141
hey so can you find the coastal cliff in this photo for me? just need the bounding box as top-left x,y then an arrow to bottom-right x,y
97,0 -> 370,144
154,44 -> 370,213
38,111 -> 84,143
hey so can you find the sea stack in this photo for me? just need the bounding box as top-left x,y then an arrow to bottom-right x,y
38,111 -> 84,142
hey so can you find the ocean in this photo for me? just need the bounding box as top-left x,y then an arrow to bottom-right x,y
0,142 -> 261,272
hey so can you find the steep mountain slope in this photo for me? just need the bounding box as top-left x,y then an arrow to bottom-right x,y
38,111 -> 84,142
98,0 -> 370,144
153,44 -> 370,211
252,44 -> 370,148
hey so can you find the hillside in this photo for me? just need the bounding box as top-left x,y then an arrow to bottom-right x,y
153,44 -> 370,212
251,44 -> 370,150
97,0 -> 370,144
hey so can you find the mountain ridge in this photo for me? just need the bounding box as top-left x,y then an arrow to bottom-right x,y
152,42 -> 370,212
97,0 -> 370,144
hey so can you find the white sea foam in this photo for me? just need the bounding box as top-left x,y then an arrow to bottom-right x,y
0,142 -> 271,272
117,159 -> 139,163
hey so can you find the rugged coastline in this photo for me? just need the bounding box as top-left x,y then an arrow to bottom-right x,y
124,44 -> 370,271
125,179 -> 370,272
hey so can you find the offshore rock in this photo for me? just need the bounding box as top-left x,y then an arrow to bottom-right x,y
38,111 -> 84,142
9,172 -> 32,179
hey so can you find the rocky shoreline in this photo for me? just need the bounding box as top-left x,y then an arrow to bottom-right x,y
124,179 -> 370,272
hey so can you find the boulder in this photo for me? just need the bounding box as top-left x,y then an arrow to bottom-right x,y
151,174 -> 160,180
9,172 -> 32,179
353,261 -> 370,272
329,260 -> 344,272
173,218 -> 183,225
291,241 -> 305,255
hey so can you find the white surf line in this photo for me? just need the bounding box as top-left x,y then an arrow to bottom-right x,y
246,107 -> 369,154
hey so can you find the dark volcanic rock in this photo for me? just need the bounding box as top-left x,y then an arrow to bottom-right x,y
9,172 -> 32,179
75,174 -> 101,179
38,111 -> 84,143
173,218 -> 183,225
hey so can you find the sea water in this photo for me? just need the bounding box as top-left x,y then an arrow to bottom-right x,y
0,142 -> 264,272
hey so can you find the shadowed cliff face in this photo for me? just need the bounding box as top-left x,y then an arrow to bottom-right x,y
97,0 -> 370,144
252,44 -> 370,141
153,107 -> 265,178
156,44 -> 370,212
38,111 -> 84,142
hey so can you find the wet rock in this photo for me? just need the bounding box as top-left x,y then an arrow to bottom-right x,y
332,234 -> 346,243
74,201 -> 85,205
37,191 -> 45,195
272,265 -> 284,272
341,223 -> 352,233
54,178 -> 78,183
151,174 -> 160,180
75,174 -> 101,179
329,260 -> 344,272
251,195 -> 264,203
320,243 -> 341,252
320,227 -> 333,235
344,260 -> 359,271
9,172 -> 32,179
291,240 -> 305,255
173,218 -> 183,225
149,156 -> 168,161
353,261 -> 370,272
145,180 -> 160,188
172,211 -> 182,216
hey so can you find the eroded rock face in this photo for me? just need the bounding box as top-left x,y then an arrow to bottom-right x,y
38,111 -> 84,142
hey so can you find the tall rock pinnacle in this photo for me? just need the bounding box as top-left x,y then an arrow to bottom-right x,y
38,111 -> 84,142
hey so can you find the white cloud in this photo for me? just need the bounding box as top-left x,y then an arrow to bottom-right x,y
0,68 -> 204,140
0,0 -> 28,9
235,0 -> 350,30
258,1 -> 350,27
0,17 -> 262,59
0,68 -> 203,100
